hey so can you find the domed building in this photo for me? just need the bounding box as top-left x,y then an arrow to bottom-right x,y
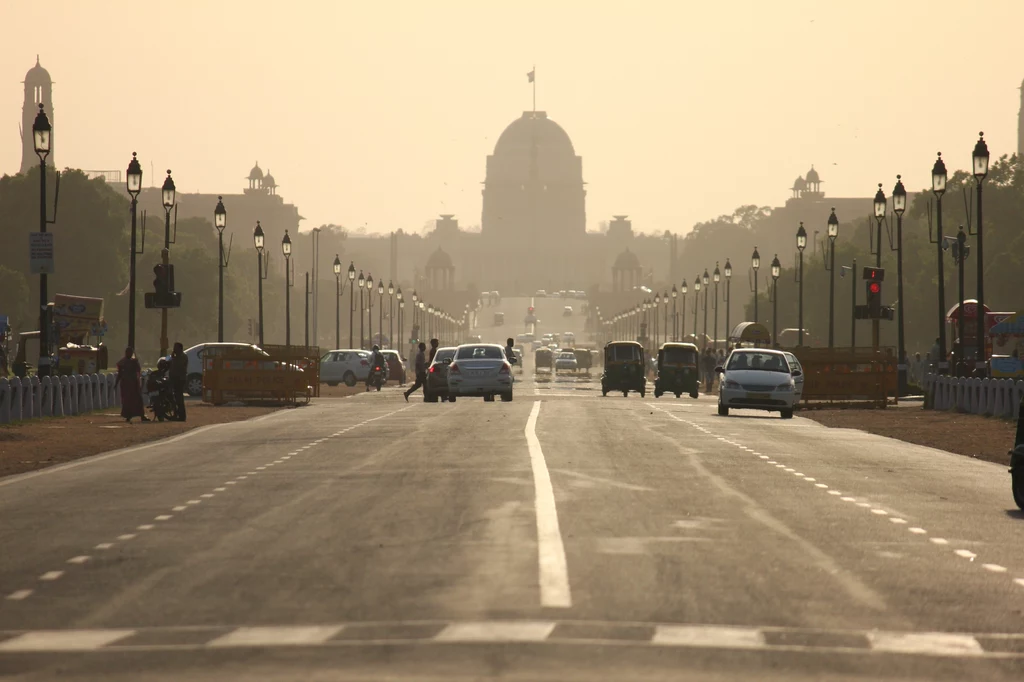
21,56 -> 54,174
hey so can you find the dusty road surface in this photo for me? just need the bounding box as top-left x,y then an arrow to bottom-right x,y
1,333 -> 1022,681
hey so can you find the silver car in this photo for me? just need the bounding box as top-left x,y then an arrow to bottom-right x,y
319,349 -> 372,386
447,343 -> 513,402
716,348 -> 799,419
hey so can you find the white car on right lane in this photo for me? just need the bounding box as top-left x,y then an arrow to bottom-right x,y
554,351 -> 578,374
447,343 -> 513,402
716,348 -> 800,419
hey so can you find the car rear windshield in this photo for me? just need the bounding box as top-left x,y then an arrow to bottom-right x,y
433,349 -> 456,363
610,345 -> 641,361
456,345 -> 503,360
727,352 -> 789,372
663,347 -> 698,364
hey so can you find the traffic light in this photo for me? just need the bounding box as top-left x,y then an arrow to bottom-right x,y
866,279 -> 882,317
153,264 -> 167,295
145,263 -> 182,308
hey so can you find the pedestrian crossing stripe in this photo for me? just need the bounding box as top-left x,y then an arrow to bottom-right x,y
0,621 -> 1018,657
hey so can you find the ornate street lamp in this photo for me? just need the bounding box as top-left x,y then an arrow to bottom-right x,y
377,279 -> 385,348
770,254 -> 781,347
872,184 -> 886,349
32,105 -> 54,374
347,262 -> 356,347
214,195 -> 230,343
253,221 -> 268,347
671,284 -> 678,341
713,264 -> 721,350
751,248 -> 761,323
972,133 -> 990,371
796,223 -> 806,346
282,230 -> 293,348
681,279 -> 689,340
723,260 -> 732,345
892,175 -> 908,390
357,270 -> 366,348
827,208 -> 839,348
126,153 -> 144,350
931,152 -> 948,371
367,274 -> 375,348
694,276 -> 702,346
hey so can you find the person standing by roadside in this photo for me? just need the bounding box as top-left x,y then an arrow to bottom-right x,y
170,342 -> 188,422
404,342 -> 428,401
428,338 -> 439,365
114,346 -> 147,423
701,347 -> 716,392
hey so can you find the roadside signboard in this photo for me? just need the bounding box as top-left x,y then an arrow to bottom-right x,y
29,233 -> 54,274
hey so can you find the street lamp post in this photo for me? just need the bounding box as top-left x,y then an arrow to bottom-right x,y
671,285 -> 678,341
972,133 -> 990,373
850,257 -> 857,349
214,195 -> 229,343
702,270 -> 710,351
253,222 -> 267,347
931,153 -> 949,372
694,277 -> 702,346
159,170 -> 176,357
32,104 -> 54,376
681,279 -> 688,340
663,291 -> 669,347
770,255 -> 781,347
892,176 -> 908,392
357,271 -> 365,348
872,184 -> 887,350
723,262 -> 732,346
333,256 -> 342,350
397,288 -> 404,353
126,153 -> 143,350
827,208 -> 839,349
388,281 -> 395,350
796,224 -> 807,346
282,230 -> 292,349
751,248 -> 760,323
377,279 -> 384,347
713,265 -> 721,350
367,274 -> 375,348
347,263 -> 356,348
654,293 -> 661,347
428,304 -> 434,342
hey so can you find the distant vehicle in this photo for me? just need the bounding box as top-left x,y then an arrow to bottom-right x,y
319,349 -> 372,387
535,347 -> 554,373
184,342 -> 268,396
563,332 -> 576,346
782,351 -> 805,402
554,351 -> 578,373
381,349 -> 406,385
512,348 -> 524,373
425,346 -> 457,402
516,333 -> 535,345
717,348 -> 799,419
493,312 -> 505,326
447,343 -> 513,402
468,334 -> 483,343
568,290 -> 578,298
563,306 -> 573,317
535,290 -> 547,297
576,290 -> 587,299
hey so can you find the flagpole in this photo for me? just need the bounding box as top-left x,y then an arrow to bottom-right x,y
532,65 -> 536,112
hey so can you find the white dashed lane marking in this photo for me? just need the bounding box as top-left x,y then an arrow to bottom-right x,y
66,556 -> 90,565
5,590 -> 32,601
38,571 -> 63,581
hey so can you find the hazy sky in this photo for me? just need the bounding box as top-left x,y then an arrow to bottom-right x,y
2,0 -> 1023,236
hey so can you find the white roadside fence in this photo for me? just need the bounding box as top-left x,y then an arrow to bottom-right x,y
922,372 -> 1024,418
0,374 -> 121,424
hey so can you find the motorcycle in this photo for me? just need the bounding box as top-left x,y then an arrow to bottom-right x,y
146,373 -> 179,422
366,362 -> 387,392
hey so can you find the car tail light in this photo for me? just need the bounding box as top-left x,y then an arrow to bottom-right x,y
429,366 -> 436,373
449,363 -> 460,374
499,363 -> 510,374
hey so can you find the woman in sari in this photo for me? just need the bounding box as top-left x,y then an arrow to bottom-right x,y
114,347 -> 148,423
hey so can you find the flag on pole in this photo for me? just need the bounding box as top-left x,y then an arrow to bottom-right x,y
527,69 -> 535,83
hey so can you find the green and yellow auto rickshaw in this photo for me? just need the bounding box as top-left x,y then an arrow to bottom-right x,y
654,342 -> 700,399
601,341 -> 646,397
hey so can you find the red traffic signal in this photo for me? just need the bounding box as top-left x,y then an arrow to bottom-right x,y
869,282 -> 881,294
528,306 -> 535,313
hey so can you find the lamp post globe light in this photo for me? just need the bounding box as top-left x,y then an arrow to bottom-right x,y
892,175 -> 908,392
282,230 -> 293,349
751,247 -> 761,323
795,223 -> 807,347
357,271 -> 365,348
827,208 -> 839,349
332,255 -> 342,350
972,133 -> 990,371
770,254 -> 781,347
347,262 -> 356,348
872,184 -> 886,350
253,221 -> 267,347
931,152 -> 949,371
377,279 -> 385,348
126,153 -> 143,350
214,195 -> 229,343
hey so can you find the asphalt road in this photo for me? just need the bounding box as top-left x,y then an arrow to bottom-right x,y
1,353 -> 1023,680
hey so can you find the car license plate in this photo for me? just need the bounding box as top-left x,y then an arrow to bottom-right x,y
747,392 -> 771,400
470,370 -> 487,376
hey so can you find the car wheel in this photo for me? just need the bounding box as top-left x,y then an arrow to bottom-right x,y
718,404 -> 729,416
690,391 -> 699,399
623,391 -> 628,397
780,409 -> 794,419
501,392 -> 513,402
484,394 -> 495,402
186,373 -> 203,397
449,396 -> 457,403
343,371 -> 357,387
675,392 -> 682,399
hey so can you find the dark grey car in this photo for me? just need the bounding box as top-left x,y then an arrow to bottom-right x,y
424,347 -> 457,402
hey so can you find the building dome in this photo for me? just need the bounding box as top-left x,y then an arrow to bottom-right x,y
263,170 -> 277,188
613,248 -> 641,271
493,111 -> 576,159
248,162 -> 264,181
805,165 -> 820,184
426,247 -> 453,270
792,176 -> 807,191
24,56 -> 51,84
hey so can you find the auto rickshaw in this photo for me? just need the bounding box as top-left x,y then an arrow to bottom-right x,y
654,342 -> 700,399
601,340 -> 646,397
535,347 -> 553,374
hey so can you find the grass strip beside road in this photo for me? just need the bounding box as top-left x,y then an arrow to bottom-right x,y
802,407 -> 1017,467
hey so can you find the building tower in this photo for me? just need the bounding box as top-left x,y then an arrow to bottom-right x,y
1018,78 -> 1024,158
21,56 -> 54,174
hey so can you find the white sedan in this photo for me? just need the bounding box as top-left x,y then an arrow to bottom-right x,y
447,343 -> 513,402
554,352 -> 578,373
716,348 -> 800,419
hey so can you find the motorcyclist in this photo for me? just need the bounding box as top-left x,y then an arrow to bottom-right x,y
504,338 -> 517,364
146,359 -> 173,421
367,344 -> 387,390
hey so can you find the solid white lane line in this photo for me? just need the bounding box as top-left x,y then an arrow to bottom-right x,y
654,625 -> 765,648
525,400 -> 572,608
209,625 -> 344,647
66,556 -> 90,565
0,629 -> 136,652
869,631 -> 983,656
39,571 -> 63,581
6,589 -> 32,600
436,621 -> 555,643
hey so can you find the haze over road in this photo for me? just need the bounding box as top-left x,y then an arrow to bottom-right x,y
1,353 -> 1023,679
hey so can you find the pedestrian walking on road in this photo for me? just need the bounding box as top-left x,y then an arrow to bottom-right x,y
404,342 -> 428,401
170,342 -> 188,422
428,338 -> 439,365
114,346 -> 147,423
702,348 -> 716,392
